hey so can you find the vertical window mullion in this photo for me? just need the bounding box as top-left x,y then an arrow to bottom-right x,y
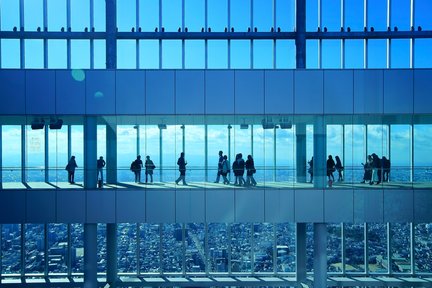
159,0 -> 162,69
410,223 -> 415,275
43,0 -> 48,68
364,223 -> 369,275
21,224 -> 25,277
90,0 -> 94,69
67,224 -> 72,276
387,223 -> 392,275
136,223 -> 140,275
44,224 -> 48,276
20,0 -> 24,68
136,0 -> 139,69
67,0 -> 71,69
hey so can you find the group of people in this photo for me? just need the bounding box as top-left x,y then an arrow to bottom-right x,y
213,151 -> 257,186
130,155 -> 156,184
307,155 -> 344,184
361,153 -> 391,185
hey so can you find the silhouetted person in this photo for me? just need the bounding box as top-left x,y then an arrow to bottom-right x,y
145,155 -> 156,184
327,155 -> 335,182
382,156 -> 390,182
371,153 -> 382,185
308,157 -> 314,183
175,152 -> 187,185
66,156 -> 78,184
361,155 -> 373,183
97,156 -> 106,185
221,155 -> 230,184
335,155 -> 344,182
214,150 -> 224,183
245,155 -> 257,186
131,155 -> 143,183
233,153 -> 245,186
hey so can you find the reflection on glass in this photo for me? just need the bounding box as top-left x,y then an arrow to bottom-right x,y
118,223 -> 137,273
139,224 -> 160,273
306,223 -> 313,272
185,223 -> 205,273
253,223 -> 274,272
208,223 -> 229,273
327,224 -> 342,272
2,126 -> 22,182
96,224 -> 106,273
48,224 -> 68,274
368,223 -> 388,273
276,223 -> 295,272
71,224 -> 84,273
345,224 -> 365,272
1,224 -> 21,274
414,223 -> 432,273
231,223 -> 251,272
390,223 -> 411,273
25,224 -> 45,274
26,126 -> 45,182
162,224 -> 183,273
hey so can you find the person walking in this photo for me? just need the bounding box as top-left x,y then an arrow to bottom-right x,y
66,156 -> 78,184
245,155 -> 257,186
145,155 -> 156,184
214,150 -> 224,183
335,155 -> 344,182
96,156 -> 106,187
308,157 -> 313,183
175,152 -> 187,185
221,155 -> 230,184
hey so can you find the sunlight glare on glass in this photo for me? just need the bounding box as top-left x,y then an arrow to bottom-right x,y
71,69 -> 86,82
94,91 -> 104,98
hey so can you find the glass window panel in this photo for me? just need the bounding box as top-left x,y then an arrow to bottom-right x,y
276,40 -> 295,68
2,126 -> 22,182
327,224 -> 342,272
2,224 -> 22,274
415,0 -> 432,31
390,125 -> 410,183
25,126 -> 45,182
306,40 -> 319,68
322,40 -> 341,69
24,39 -> 44,68
94,40 -> 106,69
345,40 -> 364,68
344,0 -> 364,31
390,223 -> 411,273
0,0 -> 20,31
276,0 -> 295,32
276,126 -> 295,183
162,40 -> 182,69
185,40 -> 205,69
185,0 -> 204,32
48,224 -> 68,274
117,40 -> 137,69
233,125 -> 251,166
390,0 -> 410,30
162,0 -> 181,32
367,40 -> 387,68
185,125 -> 205,182
185,223 -> 205,273
414,124 -> 432,183
414,223 -> 432,273
344,124 -> 366,184
162,223 -> 183,272
71,0 -> 89,31
139,224 -> 160,273
117,126 -> 136,182
367,124 -> 388,163
322,0 -> 341,31
253,0 -> 273,31
306,223 -> 314,272
208,0 -> 228,32
118,223 -> 137,273
231,40 -> 251,69
306,0 -> 318,32
139,40 -> 159,69
276,223 -> 295,272
231,223 -> 252,272
140,125 -> 160,182
139,0 -> 159,32
230,0 -> 251,32
208,223 -> 229,273
253,40 -> 273,69
49,126 -> 68,183
24,224 -> 45,274
94,0 -> 106,31
264,128 -> 275,184
208,126 -> 229,181
161,125 -> 182,183
345,224 -> 365,272
117,0 -> 136,32
24,0 -> 43,31
1,39 -> 21,68
208,40 -> 228,69
71,224 -> 84,273
253,223 -> 274,272
367,0 -> 387,31
48,40 -> 67,68
251,125 -> 264,184
47,0 -> 66,31
326,125 -> 343,171
71,40 -> 90,69
96,224 -> 106,273
96,125 -> 106,179
390,40 -> 410,68
368,223 -> 388,273
70,125 -> 84,183
414,39 -> 432,68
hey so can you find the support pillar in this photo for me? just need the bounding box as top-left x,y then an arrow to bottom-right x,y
159,127 -> 163,182
313,223 -> 327,288
296,123 -> 307,183
84,117 -> 97,189
106,123 -> 117,184
107,223 -> 118,288
45,127 -> 49,182
21,125 -> 26,183
313,117 -> 326,188
84,224 -> 97,288
296,223 -> 307,283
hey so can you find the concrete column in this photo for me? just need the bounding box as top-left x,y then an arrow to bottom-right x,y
313,223 -> 327,288
84,224 -> 98,288
107,223 -> 118,288
106,124 -> 117,184
84,117 -> 97,189
296,124 -> 307,183
296,223 -> 307,282
313,117 -> 327,188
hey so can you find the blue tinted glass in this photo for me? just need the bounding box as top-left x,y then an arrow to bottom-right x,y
231,0 -> 251,32
71,0 -> 90,31
0,0 -> 20,31
48,40 -> 67,68
276,0 -> 295,32
322,40 -> 341,68
306,0 -> 318,31
185,0 -> 204,32
185,40 -> 205,69
414,39 -> 432,68
71,40 -> 90,69
276,40 -> 295,68
391,39 -> 410,68
254,0 -> 273,31
208,40 -> 228,68
47,0 -> 66,31
139,0 -> 159,31
162,40 -> 182,69
208,0 -> 227,31
117,40 -> 137,68
139,40 -> 159,68
367,0 -> 387,31
93,0 -> 106,31
231,40 -> 251,68
322,0 -> 341,31
253,40 -> 273,69
24,0 -> 43,31
367,39 -> 387,68
0,39 -> 20,68
117,0 -> 136,32
25,39 -> 44,68
94,40 -> 106,68
415,0 -> 432,30
390,0 -> 410,30
344,0 -> 364,31
306,40 -> 319,68
162,0 -> 181,32
345,40 -> 364,68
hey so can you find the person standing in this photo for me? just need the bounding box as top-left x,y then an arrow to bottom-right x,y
245,155 -> 257,186
145,155 -> 156,184
335,155 -> 344,182
131,155 -> 143,183
214,150 -> 224,183
66,156 -> 78,184
175,152 -> 187,185
327,155 -> 335,183
96,156 -> 106,186
308,157 -> 314,183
